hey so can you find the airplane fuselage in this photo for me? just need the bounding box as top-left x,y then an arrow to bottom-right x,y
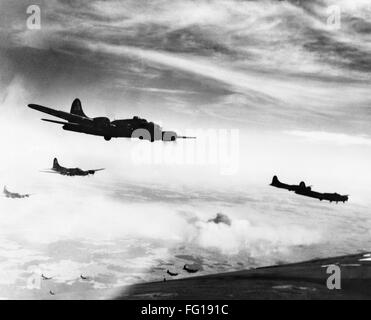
54,166 -> 95,176
294,189 -> 348,203
46,158 -> 104,177
60,118 -> 172,142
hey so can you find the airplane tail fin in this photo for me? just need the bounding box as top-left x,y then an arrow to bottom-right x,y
70,99 -> 88,118
299,181 -> 306,188
271,175 -> 280,185
53,158 -> 60,170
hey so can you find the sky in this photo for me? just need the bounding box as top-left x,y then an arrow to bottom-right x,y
0,0 -> 371,299
1,0 -> 371,190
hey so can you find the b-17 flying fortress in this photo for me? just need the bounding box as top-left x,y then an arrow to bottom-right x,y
41,158 -> 104,177
3,186 -> 31,199
270,176 -> 349,203
28,99 -> 195,142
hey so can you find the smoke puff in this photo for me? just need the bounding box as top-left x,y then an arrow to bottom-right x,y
191,217 -> 321,256
207,213 -> 232,226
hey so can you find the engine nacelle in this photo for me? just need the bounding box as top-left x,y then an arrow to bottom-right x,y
93,117 -> 111,128
162,131 -> 178,141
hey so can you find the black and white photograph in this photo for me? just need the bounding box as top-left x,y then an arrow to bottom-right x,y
1,0 -> 371,306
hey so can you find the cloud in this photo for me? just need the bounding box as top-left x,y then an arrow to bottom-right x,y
3,0 -> 371,135
1,76 -> 30,115
287,130 -> 371,147
191,216 -> 321,256
83,40 -> 371,107
121,86 -> 198,95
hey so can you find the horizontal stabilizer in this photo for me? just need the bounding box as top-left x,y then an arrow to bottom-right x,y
28,104 -> 92,125
41,118 -> 69,125
40,170 -> 59,174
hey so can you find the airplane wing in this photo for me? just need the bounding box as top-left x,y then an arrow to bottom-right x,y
28,104 -> 93,125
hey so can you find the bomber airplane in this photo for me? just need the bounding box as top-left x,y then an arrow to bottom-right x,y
270,176 -> 349,203
41,158 -> 104,177
3,186 -> 31,199
28,99 -> 195,142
